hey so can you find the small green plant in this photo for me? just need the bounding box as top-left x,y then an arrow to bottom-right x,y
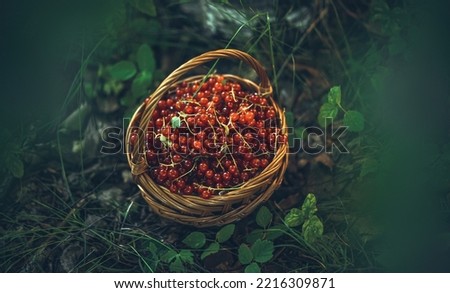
318,86 -> 365,132
84,43 -> 156,108
158,224 -> 236,272
160,248 -> 195,273
238,239 -> 274,273
145,238 -> 197,273
284,193 -> 324,244
238,206 -> 283,273
200,224 -> 235,259
167,207 -> 281,273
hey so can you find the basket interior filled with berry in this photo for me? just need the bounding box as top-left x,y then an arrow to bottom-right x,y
126,49 -> 288,227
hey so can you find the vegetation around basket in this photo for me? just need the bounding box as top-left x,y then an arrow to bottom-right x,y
1,0 -> 449,273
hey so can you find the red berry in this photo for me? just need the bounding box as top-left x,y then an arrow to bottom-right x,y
172,154 -> 182,163
130,133 -> 138,145
168,168 -> 179,179
222,172 -> 231,181
157,100 -> 167,110
266,108 -> 276,119
158,169 -> 168,180
251,158 -> 261,168
205,169 -> 214,179
175,101 -> 185,111
228,165 -> 238,174
260,158 -> 269,168
169,184 -> 178,193
185,105 -> 194,114
198,162 -> 209,173
176,179 -> 186,189
244,111 -> 255,123
213,173 -> 222,183
193,140 -> 202,150
201,189 -> 212,199
155,118 -> 164,128
183,185 -> 193,195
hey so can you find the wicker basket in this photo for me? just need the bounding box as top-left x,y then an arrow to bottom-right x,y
125,49 -> 288,227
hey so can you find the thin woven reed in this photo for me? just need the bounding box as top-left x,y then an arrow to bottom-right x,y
125,49 -> 288,227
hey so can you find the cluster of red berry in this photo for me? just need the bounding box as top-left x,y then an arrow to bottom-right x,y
129,75 -> 286,199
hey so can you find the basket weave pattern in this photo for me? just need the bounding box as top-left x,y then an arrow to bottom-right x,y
126,49 -> 288,227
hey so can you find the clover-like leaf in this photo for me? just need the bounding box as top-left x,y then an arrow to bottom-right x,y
160,250 -> 177,263
318,103 -> 339,127
256,206 -> 272,229
216,224 -> 235,243
284,208 -> 304,228
302,215 -> 324,244
327,86 -> 342,106
344,110 -> 365,132
109,61 -> 136,81
137,44 -> 156,73
251,239 -> 274,263
182,231 -> 206,249
244,262 -> 261,273
178,250 -> 194,264
169,258 -> 185,272
200,242 -> 220,260
301,193 -> 318,219
238,244 -> 253,265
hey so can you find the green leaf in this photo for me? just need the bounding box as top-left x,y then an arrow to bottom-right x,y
83,82 -> 95,98
284,208 -> 304,228
216,224 -> 235,243
171,116 -> 181,129
131,71 -> 153,99
182,231 -> 206,249
344,110 -> 365,132
318,102 -> 339,127
301,193 -> 318,219
160,250 -> 177,263
200,242 -> 220,260
137,44 -> 156,73
327,86 -> 342,106
109,61 -> 136,81
251,239 -> 274,263
159,134 -> 167,142
6,155 -> 24,178
256,206 -> 272,229
244,262 -> 261,273
295,127 -> 305,140
246,229 -> 264,244
169,257 -> 185,272
302,215 -> 324,244
129,0 -> 157,17
285,111 -> 294,128
265,224 -> 287,240
238,244 -> 253,265
178,250 -> 194,264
